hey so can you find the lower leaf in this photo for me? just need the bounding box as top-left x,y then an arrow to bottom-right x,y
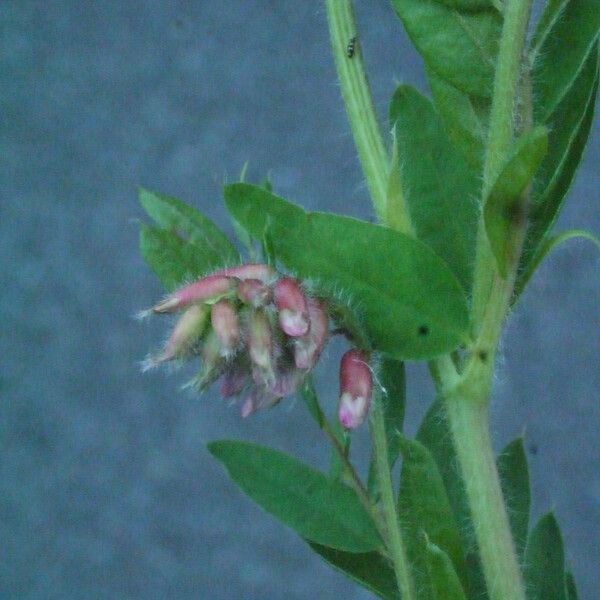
208,440 -> 382,553
308,543 -> 400,599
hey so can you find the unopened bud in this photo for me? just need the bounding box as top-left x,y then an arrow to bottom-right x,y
211,299 -> 240,357
274,277 -> 309,337
237,278 -> 272,307
338,349 -> 372,429
152,275 -> 235,313
162,304 -> 209,360
220,361 -> 249,398
248,309 -> 275,383
240,386 -> 280,418
213,263 -> 275,283
294,298 -> 329,369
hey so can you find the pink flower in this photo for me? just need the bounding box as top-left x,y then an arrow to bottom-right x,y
338,349 -> 372,429
274,277 -> 310,337
152,275 -> 235,313
211,299 -> 241,357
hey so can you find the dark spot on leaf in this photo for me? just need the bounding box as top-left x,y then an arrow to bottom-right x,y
417,325 -> 429,336
478,349 -> 488,362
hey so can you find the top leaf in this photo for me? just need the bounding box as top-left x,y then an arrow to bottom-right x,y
391,0 -> 502,97
530,0 -> 600,121
139,188 -> 239,265
389,85 -> 479,292
224,183 -> 470,360
483,127 -> 548,276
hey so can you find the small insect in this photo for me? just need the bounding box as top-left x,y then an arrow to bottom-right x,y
346,36 -> 357,58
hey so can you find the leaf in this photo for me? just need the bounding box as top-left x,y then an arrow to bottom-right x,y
367,358 -> 406,501
533,47 -> 598,208
380,358 -> 406,465
308,543 -> 400,599
426,541 -> 468,600
530,0 -> 600,120
515,229 -> 600,298
417,400 -> 488,600
530,0 -> 569,56
390,85 -> 479,291
224,183 -> 470,360
397,435 -> 468,595
208,440 -> 382,553
523,513 -> 567,600
522,50 -> 599,280
140,225 -> 222,290
391,0 -> 502,97
483,126 -> 548,276
139,188 -> 238,264
426,67 -> 486,169
496,438 -> 530,560
565,571 -> 579,600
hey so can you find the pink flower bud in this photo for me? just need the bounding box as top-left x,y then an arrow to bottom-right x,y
213,263 -> 275,283
248,309 -> 275,382
237,278 -> 273,307
161,304 -> 210,360
141,304 -> 210,370
152,275 -> 235,313
240,387 -> 281,418
274,277 -> 310,337
338,349 -> 372,429
219,361 -> 249,398
294,298 -> 329,369
268,367 -> 305,397
211,299 -> 240,357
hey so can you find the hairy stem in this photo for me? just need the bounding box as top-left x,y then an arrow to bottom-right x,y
321,419 -> 390,549
370,393 -> 416,600
470,0 -> 534,333
325,0 -> 391,223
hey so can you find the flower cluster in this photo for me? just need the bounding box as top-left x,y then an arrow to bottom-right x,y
142,264 -> 373,427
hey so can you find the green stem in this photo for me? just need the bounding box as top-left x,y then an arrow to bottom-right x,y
444,389 -> 526,600
370,393 -> 416,600
325,0 -> 390,222
470,0 -> 534,332
321,419 -> 390,548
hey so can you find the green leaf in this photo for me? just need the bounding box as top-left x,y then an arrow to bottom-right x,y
224,183 -> 470,360
565,571 -> 579,600
207,440 -> 382,553
308,543 -> 400,599
524,513 -> 567,600
516,229 -> 600,298
483,126 -> 548,276
140,225 -> 222,291
417,400 -> 488,600
496,438 -> 530,560
426,68 -> 486,169
530,0 -> 569,56
391,0 -> 502,97
397,435 -> 467,595
367,358 -> 406,500
380,358 -> 406,465
426,541 -> 468,600
530,0 -> 600,121
390,85 -> 479,291
139,188 -> 238,264
532,47 -> 598,206
522,51 -> 599,281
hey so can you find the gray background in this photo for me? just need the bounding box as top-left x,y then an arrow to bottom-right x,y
1,1 -> 599,599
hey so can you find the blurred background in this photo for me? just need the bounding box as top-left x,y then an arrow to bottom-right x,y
1,1 -> 599,598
